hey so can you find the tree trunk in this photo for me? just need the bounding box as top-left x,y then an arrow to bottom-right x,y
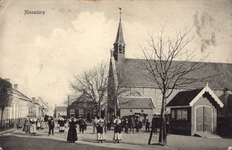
1,107 -> 5,126
99,103 -> 102,118
148,122 -> 154,144
159,96 -> 167,145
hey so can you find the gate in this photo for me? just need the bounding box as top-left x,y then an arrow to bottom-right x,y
196,106 -> 213,132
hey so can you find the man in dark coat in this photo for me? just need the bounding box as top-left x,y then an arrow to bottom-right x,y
148,114 -> 158,144
145,119 -> 150,132
79,117 -> 86,134
67,116 -> 78,143
48,117 -> 55,135
107,120 -> 111,131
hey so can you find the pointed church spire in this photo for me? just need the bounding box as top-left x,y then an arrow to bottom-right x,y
114,7 -> 125,46
113,7 -> 126,62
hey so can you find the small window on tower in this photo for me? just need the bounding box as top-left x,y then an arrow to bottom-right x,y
119,48 -> 122,53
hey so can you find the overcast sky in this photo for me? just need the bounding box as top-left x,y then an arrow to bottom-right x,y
0,0 -> 231,109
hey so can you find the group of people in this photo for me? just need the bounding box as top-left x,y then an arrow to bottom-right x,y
16,114 -> 167,144
108,116 -> 143,134
18,116 -> 45,136
92,115 -> 122,143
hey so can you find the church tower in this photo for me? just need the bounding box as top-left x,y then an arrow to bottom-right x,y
113,8 -> 126,62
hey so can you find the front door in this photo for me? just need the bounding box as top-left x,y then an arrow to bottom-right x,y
196,106 -> 212,132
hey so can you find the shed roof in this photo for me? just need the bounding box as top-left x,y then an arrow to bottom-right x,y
166,89 -> 203,107
118,97 -> 155,109
166,85 -> 224,108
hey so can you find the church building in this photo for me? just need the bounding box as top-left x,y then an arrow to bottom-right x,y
107,11 -> 232,123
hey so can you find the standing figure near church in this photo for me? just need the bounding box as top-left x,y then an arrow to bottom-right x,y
135,117 -> 139,133
124,118 -> 129,134
58,117 -> 66,132
96,116 -> 106,143
130,117 -> 135,134
48,117 -> 55,135
67,116 -> 78,143
145,119 -> 150,132
93,116 -> 98,134
103,117 -> 107,134
23,116 -> 30,134
30,118 -> 37,135
40,117 -> 45,130
79,117 -> 86,134
148,114 -> 157,145
113,116 -> 122,143
107,120 -> 111,131
36,118 -> 41,130
17,119 -> 23,130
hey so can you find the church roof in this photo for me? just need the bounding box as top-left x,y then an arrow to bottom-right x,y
118,97 -> 155,109
114,58 -> 232,90
114,20 -> 125,45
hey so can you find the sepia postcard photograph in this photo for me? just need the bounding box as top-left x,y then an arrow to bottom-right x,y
0,0 -> 232,149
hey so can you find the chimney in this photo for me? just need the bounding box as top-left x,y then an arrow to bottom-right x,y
223,88 -> 229,106
5,78 -> 10,82
32,97 -> 36,101
14,84 -> 18,90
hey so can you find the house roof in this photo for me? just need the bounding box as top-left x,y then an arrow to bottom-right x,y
11,88 -> 31,102
118,97 -> 155,109
166,85 -> 224,108
70,93 -> 97,108
114,58 -> 232,90
56,106 -> 67,111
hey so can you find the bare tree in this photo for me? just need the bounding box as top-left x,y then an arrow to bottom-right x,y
0,78 -> 12,126
70,61 -> 108,118
141,26 -> 211,145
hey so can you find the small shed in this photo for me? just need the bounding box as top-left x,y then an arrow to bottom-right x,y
166,84 -> 224,135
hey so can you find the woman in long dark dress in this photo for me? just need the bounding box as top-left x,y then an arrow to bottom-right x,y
67,117 -> 78,143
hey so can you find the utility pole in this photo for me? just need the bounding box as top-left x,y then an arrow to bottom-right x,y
67,95 -> 69,118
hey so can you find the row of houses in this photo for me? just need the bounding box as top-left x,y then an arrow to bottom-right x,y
0,79 -> 52,122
